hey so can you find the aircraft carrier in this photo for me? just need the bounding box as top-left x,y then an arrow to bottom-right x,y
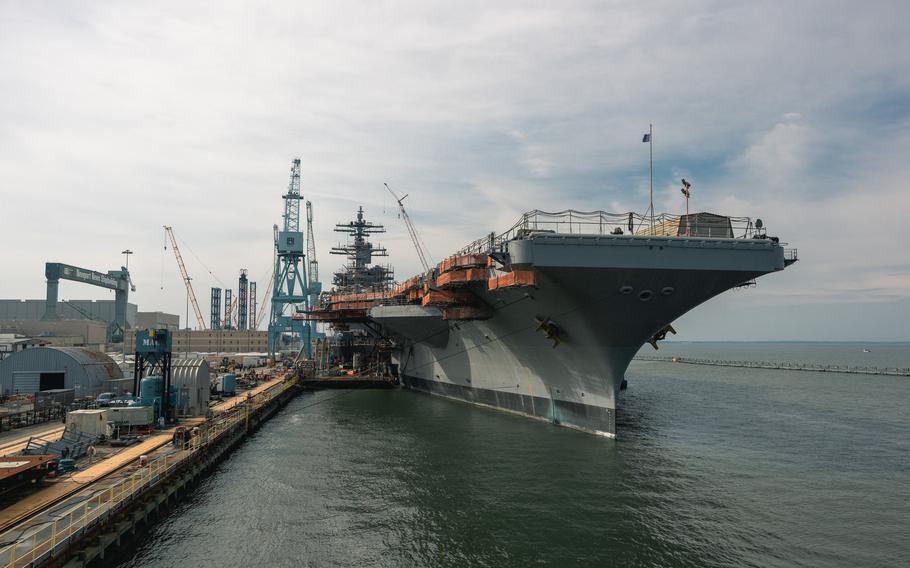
309,209 -> 798,437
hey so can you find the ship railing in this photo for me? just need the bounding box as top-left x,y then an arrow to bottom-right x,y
784,248 -> 798,262
456,210 -> 761,254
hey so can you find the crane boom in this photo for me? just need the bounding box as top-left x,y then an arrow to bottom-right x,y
306,200 -> 318,285
384,183 -> 432,273
164,226 -> 207,330
256,268 -> 275,328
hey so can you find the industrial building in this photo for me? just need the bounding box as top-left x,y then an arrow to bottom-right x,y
0,346 -> 123,397
172,358 -> 211,416
124,329 -> 268,354
0,301 -> 179,350
0,319 -> 108,351
0,299 -> 139,328
0,333 -> 46,361
136,311 -> 180,331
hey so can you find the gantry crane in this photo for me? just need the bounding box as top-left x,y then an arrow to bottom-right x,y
42,262 -> 134,343
384,183 -> 432,273
164,226 -> 207,330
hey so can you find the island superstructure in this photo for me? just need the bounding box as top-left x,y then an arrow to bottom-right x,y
307,209 -> 797,437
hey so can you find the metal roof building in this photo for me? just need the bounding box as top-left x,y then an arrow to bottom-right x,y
172,358 -> 211,417
0,347 -> 122,398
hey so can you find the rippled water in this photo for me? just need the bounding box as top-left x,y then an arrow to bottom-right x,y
113,343 -> 910,567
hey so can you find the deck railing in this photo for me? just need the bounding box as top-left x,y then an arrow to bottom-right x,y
456,210 -> 763,254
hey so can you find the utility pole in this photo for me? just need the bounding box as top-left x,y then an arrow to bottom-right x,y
120,250 -> 132,364
185,276 -> 192,357
649,124 -> 654,232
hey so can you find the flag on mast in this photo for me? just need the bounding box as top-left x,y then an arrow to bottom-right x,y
642,133 -> 651,143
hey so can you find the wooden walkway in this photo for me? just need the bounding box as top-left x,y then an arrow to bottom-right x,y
0,378 -> 284,533
0,431 -> 174,531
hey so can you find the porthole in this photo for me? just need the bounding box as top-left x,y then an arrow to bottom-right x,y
661,287 -> 675,296
639,290 -> 653,302
619,285 -> 633,295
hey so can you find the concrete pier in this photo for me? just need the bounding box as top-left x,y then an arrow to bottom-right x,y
0,372 -> 302,568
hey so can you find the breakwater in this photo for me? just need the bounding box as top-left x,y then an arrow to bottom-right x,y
634,355 -> 910,376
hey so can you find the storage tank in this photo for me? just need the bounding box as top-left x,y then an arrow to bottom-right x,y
138,376 -> 177,414
139,376 -> 163,406
223,373 -> 236,396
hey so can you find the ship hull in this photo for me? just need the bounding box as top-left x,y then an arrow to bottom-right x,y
371,233 -> 788,437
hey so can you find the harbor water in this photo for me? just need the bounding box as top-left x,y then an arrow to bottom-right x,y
113,342 -> 910,567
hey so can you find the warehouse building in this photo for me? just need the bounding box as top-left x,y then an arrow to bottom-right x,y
0,346 -> 122,397
136,311 -> 180,331
0,320 -> 108,351
172,358 -> 211,417
0,299 -> 138,327
124,329 -> 268,354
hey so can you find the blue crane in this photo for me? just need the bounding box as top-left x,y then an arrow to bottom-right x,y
268,159 -> 319,358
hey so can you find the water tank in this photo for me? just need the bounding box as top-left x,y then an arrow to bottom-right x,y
223,373 -> 236,396
138,376 -> 178,415
139,376 -> 163,406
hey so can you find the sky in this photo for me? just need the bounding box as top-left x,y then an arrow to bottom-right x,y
1,1 -> 908,341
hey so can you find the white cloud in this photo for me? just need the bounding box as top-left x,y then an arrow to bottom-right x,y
0,0 -> 908,338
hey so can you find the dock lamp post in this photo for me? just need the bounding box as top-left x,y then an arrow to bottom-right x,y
120,249 -> 133,364
121,249 -> 133,270
185,276 -> 192,356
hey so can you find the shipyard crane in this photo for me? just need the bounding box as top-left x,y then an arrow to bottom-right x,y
164,226 -> 207,330
255,268 -> 274,329
306,201 -> 319,287
268,158 -> 315,357
384,183 -> 432,273
41,262 -> 133,342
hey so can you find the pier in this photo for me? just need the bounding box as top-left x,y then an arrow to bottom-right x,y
0,371 -> 302,568
634,355 -> 910,377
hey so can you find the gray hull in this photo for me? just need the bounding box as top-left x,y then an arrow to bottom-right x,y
372,233 -> 789,437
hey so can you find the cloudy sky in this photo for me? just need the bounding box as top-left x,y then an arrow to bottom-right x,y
1,1 -> 907,340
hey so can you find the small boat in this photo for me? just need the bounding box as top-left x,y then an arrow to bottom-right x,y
863,348 -> 871,353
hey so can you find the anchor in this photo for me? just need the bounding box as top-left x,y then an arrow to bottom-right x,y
647,324 -> 676,350
535,316 -> 565,348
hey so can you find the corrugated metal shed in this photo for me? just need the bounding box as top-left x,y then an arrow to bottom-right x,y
171,358 -> 210,417
0,346 -> 122,398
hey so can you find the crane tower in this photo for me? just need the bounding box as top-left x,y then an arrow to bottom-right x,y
268,159 -> 317,357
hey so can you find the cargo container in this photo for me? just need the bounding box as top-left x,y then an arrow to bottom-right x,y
65,409 -> 109,438
107,406 -> 154,427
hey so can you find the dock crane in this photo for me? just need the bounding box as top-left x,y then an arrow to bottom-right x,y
164,226 -> 207,330
305,200 -> 321,306
255,269 -> 274,329
306,201 -> 319,289
268,158 -> 315,357
384,183 -> 432,273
